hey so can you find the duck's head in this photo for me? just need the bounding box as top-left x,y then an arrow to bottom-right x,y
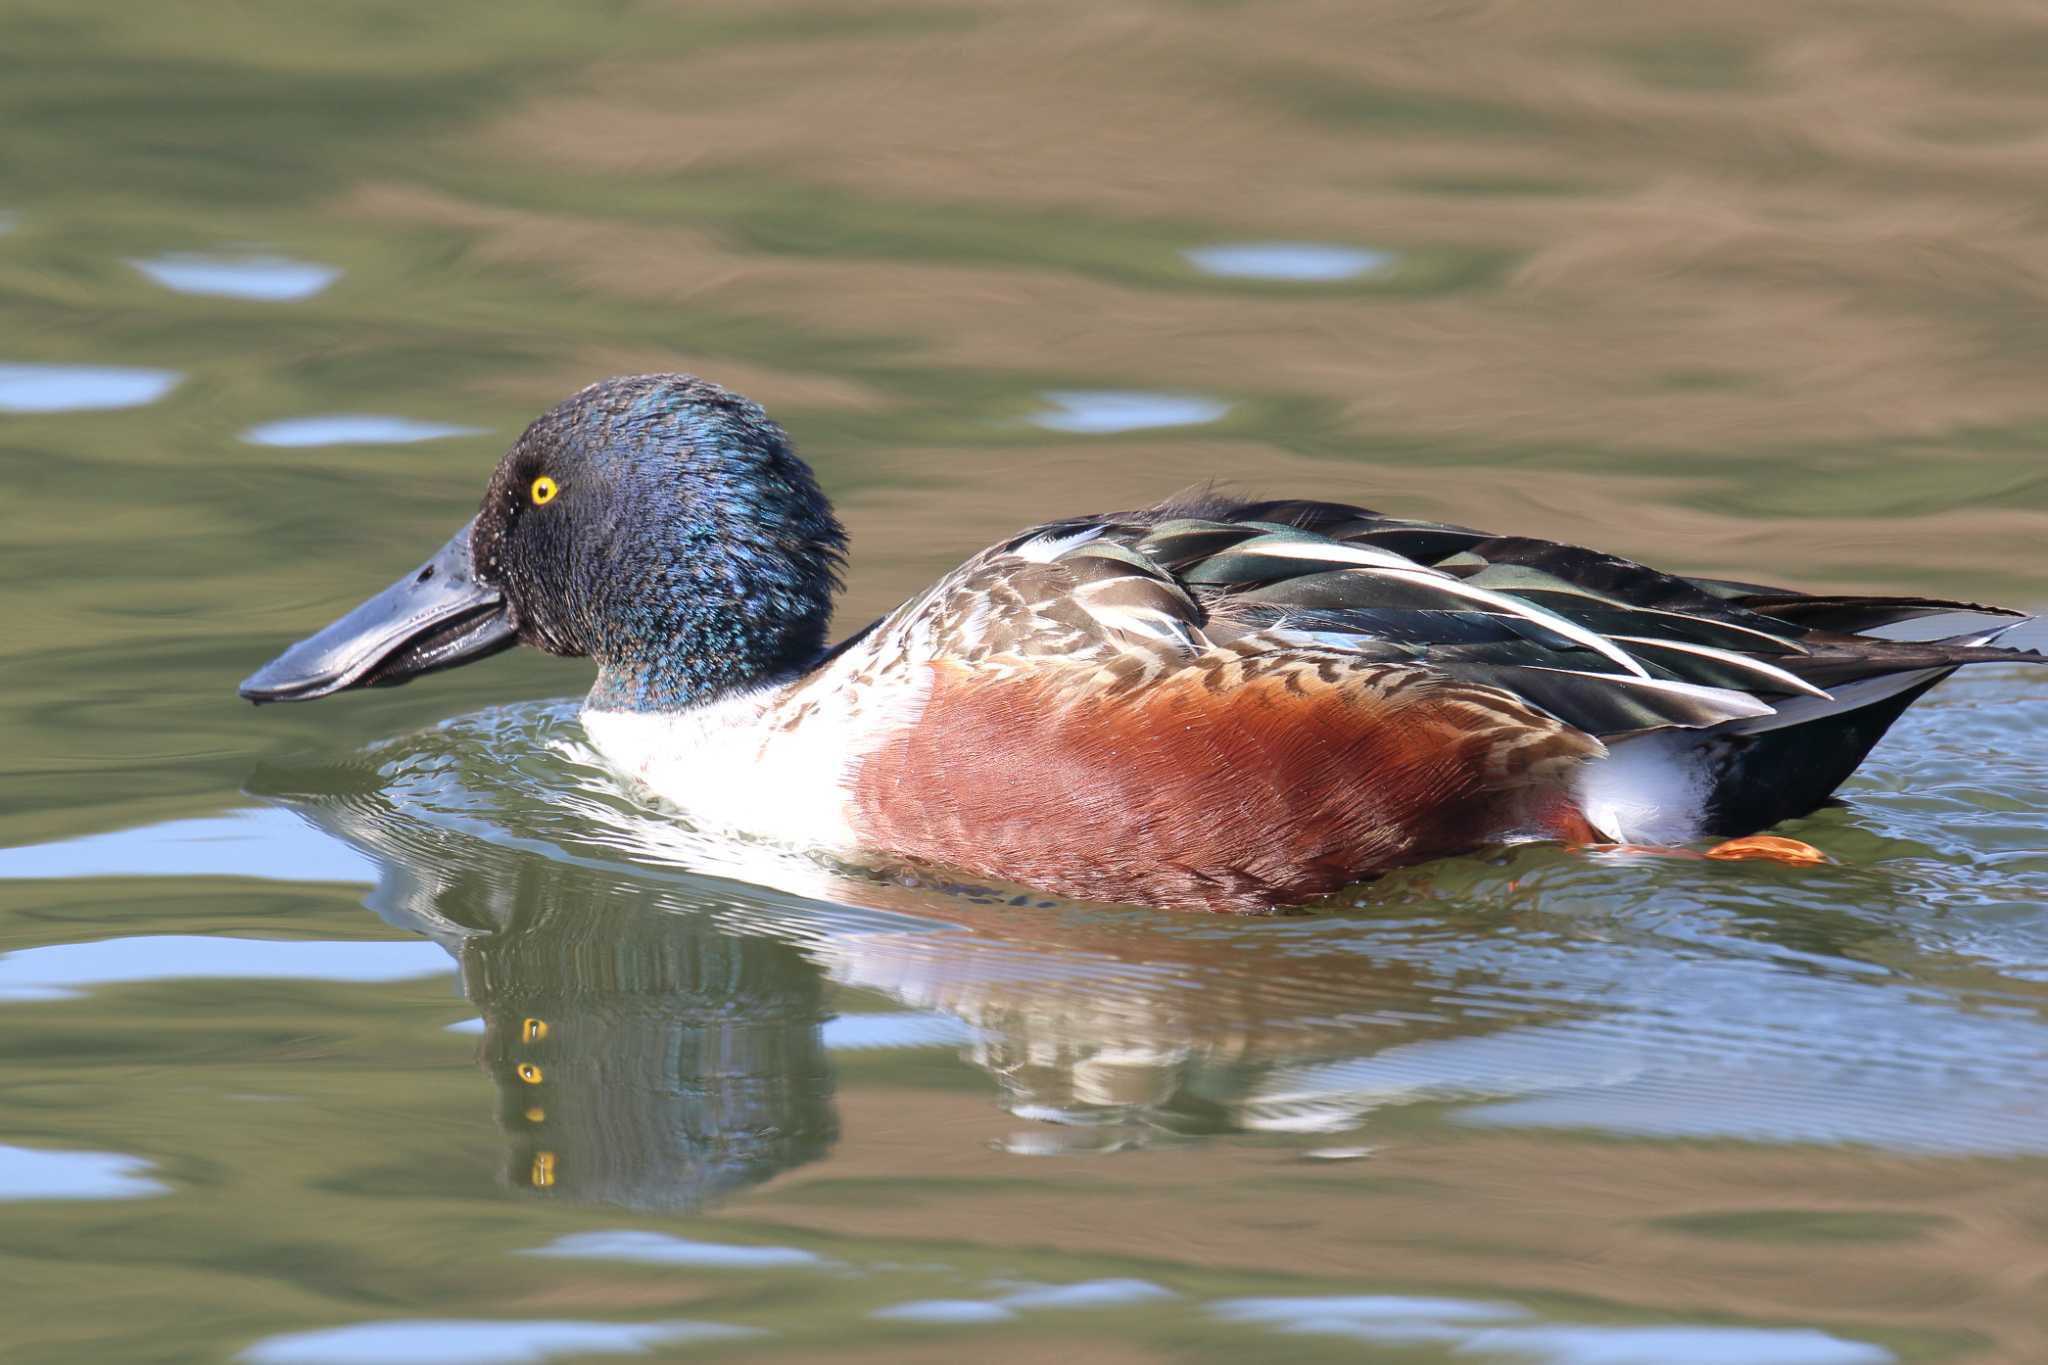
239,374 -> 846,711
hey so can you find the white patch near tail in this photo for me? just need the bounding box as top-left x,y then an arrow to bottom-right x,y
1576,729 -> 1716,844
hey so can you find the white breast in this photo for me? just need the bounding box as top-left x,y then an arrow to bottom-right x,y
579,650 -> 930,852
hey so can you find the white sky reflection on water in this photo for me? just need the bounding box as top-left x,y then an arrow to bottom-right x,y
992,1279 -> 1178,1310
523,1231 -> 827,1269
238,1319 -> 760,1365
869,1299 -> 1018,1324
129,253 -> 341,301
1208,1298 -> 1892,1363
0,936 -> 453,1002
819,1011 -> 980,1050
241,416 -> 487,447
866,1280 -> 1178,1325
1029,390 -> 1229,434
1183,241 -> 1397,281
0,363 -> 182,412
0,1143 -> 170,1201
1453,1325 -> 1894,1364
0,808 -> 376,885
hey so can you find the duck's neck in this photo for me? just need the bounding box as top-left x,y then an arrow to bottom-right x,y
587,641 -> 816,714
581,537 -> 842,715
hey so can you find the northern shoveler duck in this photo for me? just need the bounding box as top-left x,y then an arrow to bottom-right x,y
242,374 -> 2044,912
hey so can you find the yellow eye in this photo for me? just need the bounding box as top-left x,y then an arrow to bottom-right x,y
530,475 -> 558,505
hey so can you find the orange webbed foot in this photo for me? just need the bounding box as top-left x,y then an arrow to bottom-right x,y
1703,834 -> 1828,866
1571,835 -> 1827,866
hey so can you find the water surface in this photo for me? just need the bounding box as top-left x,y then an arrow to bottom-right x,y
2,3 -> 2044,1362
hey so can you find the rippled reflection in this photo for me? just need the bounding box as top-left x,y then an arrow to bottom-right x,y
239,672 -> 2048,1214
302,830 -> 842,1210
465,899 -> 836,1211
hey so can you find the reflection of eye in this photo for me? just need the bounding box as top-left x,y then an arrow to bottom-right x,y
517,1063 -> 543,1084
530,476 -> 559,505
531,1151 -> 556,1187
522,1017 -> 548,1043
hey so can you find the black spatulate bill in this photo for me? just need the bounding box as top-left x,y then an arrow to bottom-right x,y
239,521 -> 517,704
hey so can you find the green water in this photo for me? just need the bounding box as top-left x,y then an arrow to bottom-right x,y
2,3 -> 2045,1362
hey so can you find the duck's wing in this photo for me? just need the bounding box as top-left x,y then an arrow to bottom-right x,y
852,490 -> 2044,746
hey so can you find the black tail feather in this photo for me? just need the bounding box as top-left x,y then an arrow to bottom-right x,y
1734,593 -> 2029,634
1700,672 -> 1954,836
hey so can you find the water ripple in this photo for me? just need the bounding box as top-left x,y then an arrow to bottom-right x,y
0,935 -> 452,1002
523,1230 -> 826,1269
239,1319 -> 759,1365
1208,1298 -> 1892,1362
1029,390 -> 1229,433
0,363 -> 181,413
129,253 -> 341,301
0,1142 -> 169,1201
242,416 -> 487,447
1183,241 -> 1396,281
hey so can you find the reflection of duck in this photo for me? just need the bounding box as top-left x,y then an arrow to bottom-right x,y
459,885 -> 837,1210
263,709 -> 2048,1183
241,374 -> 2043,910
263,741 -> 1548,1186
271,767 -> 842,1210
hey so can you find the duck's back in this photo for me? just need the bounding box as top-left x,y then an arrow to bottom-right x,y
614,494 -> 2042,912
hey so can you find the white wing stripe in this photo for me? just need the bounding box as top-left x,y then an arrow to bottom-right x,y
1628,605 -> 1811,654
1606,635 -> 1832,699
1352,568 -> 1653,678
1519,666 -> 1777,722
1233,539 -> 1425,570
